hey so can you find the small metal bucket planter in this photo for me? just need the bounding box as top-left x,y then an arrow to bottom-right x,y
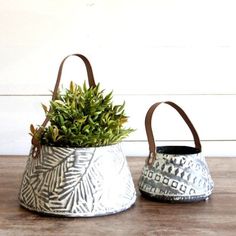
138,101 -> 214,202
19,143 -> 136,217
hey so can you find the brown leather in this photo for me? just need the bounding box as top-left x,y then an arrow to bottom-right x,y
52,54 -> 96,100
31,54 -> 96,148
145,101 -> 201,157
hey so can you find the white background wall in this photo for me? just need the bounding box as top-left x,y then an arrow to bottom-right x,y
1,0 -> 236,156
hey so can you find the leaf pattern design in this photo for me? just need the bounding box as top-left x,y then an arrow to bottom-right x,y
19,144 -> 136,217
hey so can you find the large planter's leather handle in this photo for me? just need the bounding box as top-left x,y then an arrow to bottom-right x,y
145,101 -> 201,163
31,54 -> 96,152
52,54 -> 96,100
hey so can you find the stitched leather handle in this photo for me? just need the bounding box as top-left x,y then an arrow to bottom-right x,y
145,101 -> 201,157
32,54 -> 96,147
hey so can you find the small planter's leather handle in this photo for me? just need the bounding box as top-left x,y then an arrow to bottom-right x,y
31,54 -> 96,152
145,101 -> 201,163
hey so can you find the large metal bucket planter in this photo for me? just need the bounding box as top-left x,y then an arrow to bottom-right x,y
19,144 -> 136,217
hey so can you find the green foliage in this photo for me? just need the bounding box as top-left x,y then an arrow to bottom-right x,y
30,81 -> 134,147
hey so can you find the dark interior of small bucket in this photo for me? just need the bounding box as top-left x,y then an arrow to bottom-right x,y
156,146 -> 201,155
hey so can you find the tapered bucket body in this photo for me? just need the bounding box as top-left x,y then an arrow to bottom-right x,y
19,144 -> 136,217
139,146 -> 214,202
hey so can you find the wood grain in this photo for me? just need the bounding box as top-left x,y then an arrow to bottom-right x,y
0,156 -> 236,236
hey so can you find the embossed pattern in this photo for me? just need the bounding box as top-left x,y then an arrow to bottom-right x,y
139,150 -> 214,202
19,144 -> 136,217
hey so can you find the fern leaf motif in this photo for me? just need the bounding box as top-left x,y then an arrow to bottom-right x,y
19,144 -> 136,217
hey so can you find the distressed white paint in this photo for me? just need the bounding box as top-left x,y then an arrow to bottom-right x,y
0,0 -> 236,156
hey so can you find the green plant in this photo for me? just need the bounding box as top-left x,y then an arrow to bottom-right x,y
30,81 -> 133,147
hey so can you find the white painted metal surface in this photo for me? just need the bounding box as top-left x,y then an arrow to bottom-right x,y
19,144 -> 136,217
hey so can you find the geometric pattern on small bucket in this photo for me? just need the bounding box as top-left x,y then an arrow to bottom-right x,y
19,144 -> 136,217
138,101 -> 214,202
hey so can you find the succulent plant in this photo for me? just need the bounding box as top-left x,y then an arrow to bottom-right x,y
30,81 -> 133,147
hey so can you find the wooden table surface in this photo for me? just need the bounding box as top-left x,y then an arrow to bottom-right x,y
0,156 -> 236,236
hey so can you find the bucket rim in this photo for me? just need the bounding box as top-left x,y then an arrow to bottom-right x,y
156,145 -> 201,155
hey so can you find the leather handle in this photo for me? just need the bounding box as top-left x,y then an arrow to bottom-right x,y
32,54 -> 96,147
145,101 -> 201,157
52,54 -> 96,101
